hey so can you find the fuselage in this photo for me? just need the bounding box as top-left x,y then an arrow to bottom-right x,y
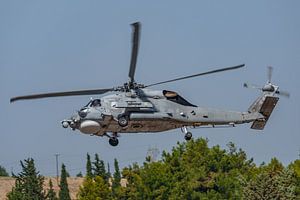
63,88 -> 260,136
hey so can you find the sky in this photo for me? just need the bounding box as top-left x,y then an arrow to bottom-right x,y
0,1 -> 299,176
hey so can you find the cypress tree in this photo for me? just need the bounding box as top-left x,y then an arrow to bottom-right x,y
93,153 -> 107,181
0,165 -> 9,176
58,164 -> 71,200
107,162 -> 111,179
76,171 -> 83,177
7,158 -> 45,200
46,179 -> 57,200
112,158 -> 121,196
86,153 -> 92,178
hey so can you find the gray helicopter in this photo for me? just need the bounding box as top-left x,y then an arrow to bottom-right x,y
10,22 -> 289,146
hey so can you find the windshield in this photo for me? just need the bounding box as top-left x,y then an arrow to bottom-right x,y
84,100 -> 92,108
83,99 -> 101,108
91,99 -> 101,107
163,90 -> 196,107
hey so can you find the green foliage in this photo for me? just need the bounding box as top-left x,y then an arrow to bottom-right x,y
116,138 -> 256,199
7,158 -> 46,200
0,165 -> 9,176
6,140 -> 296,200
86,153 -> 92,178
77,176 -> 111,200
59,164 -> 71,200
242,158 -> 297,199
77,153 -> 113,199
93,154 -> 107,182
112,158 -> 121,197
46,179 -> 57,200
288,159 -> 300,198
76,171 -> 83,177
120,164 -> 144,200
107,162 -> 111,179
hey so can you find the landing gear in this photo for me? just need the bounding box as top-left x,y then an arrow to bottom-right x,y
184,132 -> 192,141
181,126 -> 193,141
109,137 -> 119,146
118,115 -> 129,127
105,132 -> 119,147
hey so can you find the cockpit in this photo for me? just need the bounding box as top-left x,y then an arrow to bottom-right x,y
84,99 -> 101,108
163,90 -> 197,107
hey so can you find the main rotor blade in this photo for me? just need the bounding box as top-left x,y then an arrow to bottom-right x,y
10,88 -> 114,103
128,22 -> 140,83
145,64 -> 245,87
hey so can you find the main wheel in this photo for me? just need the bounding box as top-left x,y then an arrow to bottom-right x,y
118,115 -> 128,127
109,137 -> 119,146
184,132 -> 192,141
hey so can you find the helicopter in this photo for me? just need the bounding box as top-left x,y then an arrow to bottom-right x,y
10,22 -> 290,146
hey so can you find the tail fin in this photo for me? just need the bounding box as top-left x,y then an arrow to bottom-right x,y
249,94 -> 279,130
244,67 -> 289,130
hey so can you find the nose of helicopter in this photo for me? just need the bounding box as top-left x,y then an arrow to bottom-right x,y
61,113 -> 81,130
61,112 -> 102,134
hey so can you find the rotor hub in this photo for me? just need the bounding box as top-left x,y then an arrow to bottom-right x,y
262,84 -> 275,92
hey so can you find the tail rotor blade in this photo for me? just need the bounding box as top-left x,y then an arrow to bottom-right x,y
243,82 -> 262,90
267,66 -> 273,83
276,90 -> 290,98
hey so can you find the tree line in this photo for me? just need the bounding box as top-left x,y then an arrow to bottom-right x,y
2,138 -> 300,199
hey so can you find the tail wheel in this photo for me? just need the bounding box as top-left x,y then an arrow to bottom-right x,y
118,115 -> 129,127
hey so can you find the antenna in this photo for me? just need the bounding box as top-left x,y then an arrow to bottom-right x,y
55,154 -> 60,183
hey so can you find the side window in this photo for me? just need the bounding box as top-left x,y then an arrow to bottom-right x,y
163,90 -> 196,107
91,99 -> 101,107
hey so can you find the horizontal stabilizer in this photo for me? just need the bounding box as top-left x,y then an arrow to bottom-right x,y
251,96 -> 279,130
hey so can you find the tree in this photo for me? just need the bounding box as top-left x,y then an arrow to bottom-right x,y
86,153 -> 92,178
112,158 -> 121,187
7,158 -> 46,200
0,165 -> 9,176
288,159 -> 300,197
117,138 -> 256,199
107,162 -> 111,179
59,164 -> 71,200
121,164 -> 146,200
46,179 -> 57,200
76,171 -> 83,177
242,159 -> 297,200
75,138 -> 300,199
112,158 -> 121,197
93,153 -> 107,182
77,176 -> 111,200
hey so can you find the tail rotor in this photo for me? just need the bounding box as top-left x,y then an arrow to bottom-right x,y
243,66 -> 290,98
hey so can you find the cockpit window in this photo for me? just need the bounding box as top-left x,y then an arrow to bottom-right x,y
91,99 -> 101,107
84,99 -> 101,108
163,90 -> 196,107
84,100 -> 92,108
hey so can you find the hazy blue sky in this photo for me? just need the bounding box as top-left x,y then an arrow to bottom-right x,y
1,1 -> 299,176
